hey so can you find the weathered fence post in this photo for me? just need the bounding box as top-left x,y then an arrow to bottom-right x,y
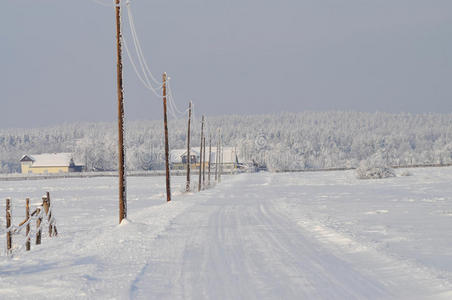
6,198 -> 12,253
42,195 -> 49,236
36,199 -> 42,245
45,192 -> 56,237
26,198 -> 30,251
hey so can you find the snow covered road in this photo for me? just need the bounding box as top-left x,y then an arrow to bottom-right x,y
1,168 -> 452,299
130,173 -> 452,300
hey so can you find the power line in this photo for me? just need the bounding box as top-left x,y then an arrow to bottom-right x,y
90,0 -> 114,8
167,80 -> 188,115
167,80 -> 190,119
123,1 -> 196,122
123,35 -> 163,97
117,0 -> 164,99
125,1 -> 161,86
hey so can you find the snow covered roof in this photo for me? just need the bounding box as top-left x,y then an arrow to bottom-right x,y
20,155 -> 33,162
170,147 -> 239,164
170,148 -> 200,164
21,153 -> 77,167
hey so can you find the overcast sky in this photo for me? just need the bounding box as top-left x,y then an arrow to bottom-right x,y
1,0 -> 452,128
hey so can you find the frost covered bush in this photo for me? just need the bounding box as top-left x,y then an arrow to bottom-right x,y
356,159 -> 395,179
399,170 -> 413,176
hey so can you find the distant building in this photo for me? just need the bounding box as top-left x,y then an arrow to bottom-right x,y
20,153 -> 83,174
170,148 -> 200,170
170,147 -> 240,170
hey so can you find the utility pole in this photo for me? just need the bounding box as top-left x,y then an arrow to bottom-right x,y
198,115 -> 204,192
215,131 -> 219,182
116,0 -> 127,223
208,135 -> 212,186
202,136 -> 206,188
163,72 -> 171,202
234,146 -> 237,174
186,101 -> 192,192
218,132 -> 222,183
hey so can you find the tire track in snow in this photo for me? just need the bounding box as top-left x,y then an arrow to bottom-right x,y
129,174 -> 386,299
128,173 -> 452,299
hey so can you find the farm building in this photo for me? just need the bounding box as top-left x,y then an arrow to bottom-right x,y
170,147 -> 240,170
20,153 -> 83,174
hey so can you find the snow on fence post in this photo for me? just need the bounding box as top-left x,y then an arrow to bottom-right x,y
26,198 -> 30,251
42,195 -> 50,232
45,192 -> 57,237
6,198 -> 12,253
35,199 -> 44,245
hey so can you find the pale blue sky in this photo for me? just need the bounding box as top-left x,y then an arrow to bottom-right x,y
1,0 -> 452,128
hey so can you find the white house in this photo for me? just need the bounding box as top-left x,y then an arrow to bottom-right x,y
170,147 -> 240,170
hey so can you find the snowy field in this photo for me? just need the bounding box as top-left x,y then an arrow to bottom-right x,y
1,168 -> 452,299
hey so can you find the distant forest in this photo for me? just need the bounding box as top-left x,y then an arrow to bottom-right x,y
1,111 -> 452,173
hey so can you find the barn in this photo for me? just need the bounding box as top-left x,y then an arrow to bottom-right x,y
20,153 -> 83,174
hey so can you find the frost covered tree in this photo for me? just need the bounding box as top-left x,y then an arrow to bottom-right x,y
356,152 -> 396,179
1,111 -> 452,173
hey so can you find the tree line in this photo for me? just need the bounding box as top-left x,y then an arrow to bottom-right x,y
1,111 -> 452,173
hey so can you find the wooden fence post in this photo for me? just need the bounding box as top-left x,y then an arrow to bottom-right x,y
6,198 -> 12,253
42,196 -> 49,227
45,192 -> 56,237
26,198 -> 30,251
36,199 -> 43,245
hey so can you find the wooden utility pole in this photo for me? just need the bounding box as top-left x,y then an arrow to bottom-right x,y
218,132 -> 222,183
202,136 -> 206,188
208,135 -> 212,186
163,72 -> 171,202
6,198 -> 11,253
186,101 -> 192,192
198,115 -> 204,192
116,0 -> 127,223
215,132 -> 219,182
